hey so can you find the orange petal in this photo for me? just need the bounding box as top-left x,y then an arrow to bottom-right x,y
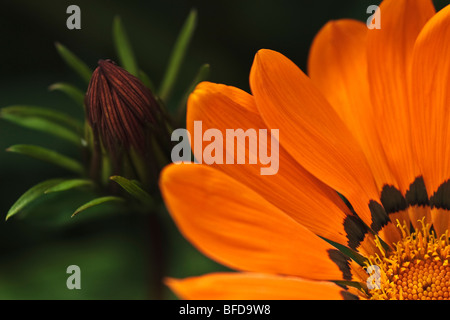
187,82 -> 365,250
160,163 -> 353,281
308,19 -> 396,192
166,272 -> 357,300
250,49 -> 379,230
366,0 -> 435,192
410,4 -> 450,235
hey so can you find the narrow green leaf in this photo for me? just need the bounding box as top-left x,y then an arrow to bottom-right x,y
6,178 -> 64,220
72,196 -> 125,217
1,105 -> 83,133
7,144 -> 84,174
159,9 -> 197,101
323,237 -> 368,267
113,16 -> 138,76
55,42 -> 92,84
49,82 -> 85,108
1,114 -> 83,146
176,63 -> 210,122
45,179 -> 94,194
110,175 -> 153,206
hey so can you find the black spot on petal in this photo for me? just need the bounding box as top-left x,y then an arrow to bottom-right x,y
369,200 -> 390,233
380,185 -> 407,214
405,176 -> 429,207
328,249 -> 352,281
343,215 -> 369,250
430,179 -> 450,210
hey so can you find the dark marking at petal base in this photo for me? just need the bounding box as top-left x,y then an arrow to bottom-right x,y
380,185 -> 407,214
343,215 -> 370,250
340,291 -> 359,300
430,179 -> 450,210
368,200 -> 390,233
328,249 -> 352,281
405,176 -> 429,207
337,192 -> 357,215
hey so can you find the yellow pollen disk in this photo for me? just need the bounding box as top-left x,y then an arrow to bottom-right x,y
365,219 -> 450,300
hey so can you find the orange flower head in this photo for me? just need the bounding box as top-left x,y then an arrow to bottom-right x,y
160,0 -> 450,300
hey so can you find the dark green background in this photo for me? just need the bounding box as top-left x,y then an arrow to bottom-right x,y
0,0 -> 447,299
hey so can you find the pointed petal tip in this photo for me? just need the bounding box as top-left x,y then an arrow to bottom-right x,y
254,48 -> 278,61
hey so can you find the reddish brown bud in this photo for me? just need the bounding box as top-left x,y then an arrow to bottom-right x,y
85,59 -> 159,154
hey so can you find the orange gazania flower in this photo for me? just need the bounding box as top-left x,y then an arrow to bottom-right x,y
160,0 -> 450,300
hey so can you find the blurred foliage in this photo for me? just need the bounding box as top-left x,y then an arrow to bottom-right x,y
0,0 -> 448,299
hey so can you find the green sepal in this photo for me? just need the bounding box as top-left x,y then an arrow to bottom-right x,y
6,144 -> 84,175
1,105 -> 83,133
44,179 -> 94,194
72,196 -> 125,217
158,8 -> 197,102
113,16 -> 139,76
55,42 -> 92,85
5,178 -> 65,221
110,175 -> 154,206
49,82 -> 85,108
1,113 -> 83,146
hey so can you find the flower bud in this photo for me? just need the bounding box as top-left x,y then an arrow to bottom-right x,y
85,60 -> 170,186
85,59 -> 160,155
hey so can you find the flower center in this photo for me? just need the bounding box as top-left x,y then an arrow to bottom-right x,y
365,220 -> 450,300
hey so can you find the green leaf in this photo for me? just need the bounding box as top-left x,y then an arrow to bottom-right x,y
49,82 -> 85,108
176,63 -> 210,122
113,16 -> 138,76
159,9 -> 197,102
1,114 -> 83,146
72,196 -> 125,217
5,178 -> 64,220
1,105 -> 84,133
55,42 -> 92,85
110,175 -> 154,206
44,179 -> 94,194
7,144 -> 85,174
